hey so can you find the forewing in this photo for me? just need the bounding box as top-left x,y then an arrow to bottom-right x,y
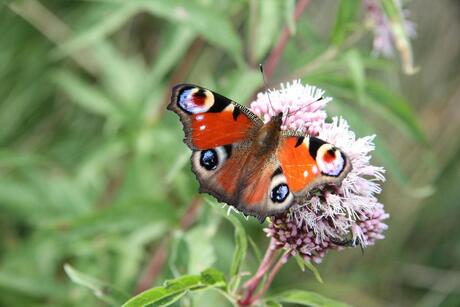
168,84 -> 262,150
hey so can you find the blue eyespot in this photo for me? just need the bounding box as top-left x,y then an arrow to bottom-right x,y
270,184 -> 289,203
200,149 -> 218,171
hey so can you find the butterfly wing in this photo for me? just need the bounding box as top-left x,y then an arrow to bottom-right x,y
168,84 -> 351,221
214,133 -> 352,221
168,84 -> 263,150
277,133 -> 352,199
235,156 -> 295,221
169,84 -> 266,216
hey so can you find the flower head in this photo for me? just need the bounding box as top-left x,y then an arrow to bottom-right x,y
250,81 -> 388,263
250,80 -> 331,136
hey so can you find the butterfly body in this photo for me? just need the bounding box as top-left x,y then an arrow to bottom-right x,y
168,84 -> 351,222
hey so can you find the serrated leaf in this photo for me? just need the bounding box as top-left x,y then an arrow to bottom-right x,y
65,264 -> 129,306
122,268 -> 226,307
269,290 -> 351,307
330,0 -> 360,46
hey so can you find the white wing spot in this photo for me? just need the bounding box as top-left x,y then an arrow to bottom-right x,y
200,125 -> 206,131
303,170 -> 309,178
312,166 -> 318,174
196,115 -> 204,121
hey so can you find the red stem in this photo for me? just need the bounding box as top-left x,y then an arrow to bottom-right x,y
239,239 -> 278,305
249,251 -> 291,304
239,246 -> 291,307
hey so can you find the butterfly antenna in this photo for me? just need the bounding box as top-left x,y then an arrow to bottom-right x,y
289,95 -> 325,118
259,64 -> 276,116
283,107 -> 290,127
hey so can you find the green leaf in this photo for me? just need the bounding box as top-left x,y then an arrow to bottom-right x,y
122,268 -> 226,307
147,25 -> 195,86
330,0 -> 360,46
228,214 -> 248,279
60,3 -> 140,55
223,68 -> 262,105
343,50 -> 365,104
184,225 -> 218,274
304,261 -> 324,284
252,0 -> 282,62
209,200 -> 247,279
365,79 -> 426,144
265,300 -> 283,307
64,264 -> 130,306
248,236 -> 262,263
92,43 -> 149,109
269,290 -> 351,307
138,0 -> 243,65
293,254 -> 306,272
209,200 -> 247,293
293,255 -> 323,283
303,75 -> 426,144
0,271 -> 64,299
53,70 -> 122,119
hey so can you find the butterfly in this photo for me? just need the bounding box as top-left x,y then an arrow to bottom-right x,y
168,84 -> 352,222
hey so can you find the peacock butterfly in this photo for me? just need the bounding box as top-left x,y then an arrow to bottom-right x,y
168,84 -> 351,222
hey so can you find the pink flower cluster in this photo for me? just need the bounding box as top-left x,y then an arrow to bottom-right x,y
251,81 -> 388,263
250,80 -> 330,136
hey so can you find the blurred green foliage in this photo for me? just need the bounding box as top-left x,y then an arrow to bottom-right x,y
1,0 -> 460,306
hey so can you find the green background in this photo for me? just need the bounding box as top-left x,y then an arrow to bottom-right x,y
0,0 -> 459,306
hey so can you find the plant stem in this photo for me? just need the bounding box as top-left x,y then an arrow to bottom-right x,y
249,251 -> 291,304
240,239 -> 278,301
263,0 -> 311,80
239,244 -> 291,307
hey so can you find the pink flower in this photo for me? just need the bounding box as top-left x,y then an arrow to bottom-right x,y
364,0 -> 416,57
250,80 -> 330,136
251,82 -> 388,263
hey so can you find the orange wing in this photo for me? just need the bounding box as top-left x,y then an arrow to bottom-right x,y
191,146 -> 295,222
168,84 -> 262,150
277,135 -> 352,197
